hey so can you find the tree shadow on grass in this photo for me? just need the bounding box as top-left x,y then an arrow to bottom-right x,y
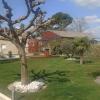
0,59 -> 19,64
75,59 -> 93,64
30,69 -> 70,83
13,70 -> 71,100
13,70 -> 70,83
88,71 -> 100,78
16,95 -> 25,100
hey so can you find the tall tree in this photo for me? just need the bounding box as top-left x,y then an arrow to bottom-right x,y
73,37 -> 90,64
0,0 -> 55,85
50,12 -> 73,30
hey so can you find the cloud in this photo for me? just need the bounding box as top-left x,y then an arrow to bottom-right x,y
84,15 -> 100,23
86,26 -> 100,37
73,0 -> 100,7
59,0 -> 100,8
67,15 -> 100,38
91,26 -> 100,33
83,15 -> 100,37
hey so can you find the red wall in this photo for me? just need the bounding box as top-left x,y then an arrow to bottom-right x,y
28,39 -> 40,53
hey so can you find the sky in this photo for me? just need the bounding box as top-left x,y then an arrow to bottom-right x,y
0,0 -> 100,38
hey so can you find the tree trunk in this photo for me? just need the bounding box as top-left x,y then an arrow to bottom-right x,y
80,54 -> 84,65
18,46 -> 29,85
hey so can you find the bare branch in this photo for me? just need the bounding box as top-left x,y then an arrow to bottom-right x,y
0,29 -> 12,41
2,0 -> 13,20
19,10 -> 45,36
0,0 -> 52,46
21,16 -> 37,34
40,18 -> 55,27
0,15 -> 10,22
29,1 -> 40,13
12,0 -> 44,25
12,0 -> 30,24
22,18 -> 54,43
0,15 -> 17,38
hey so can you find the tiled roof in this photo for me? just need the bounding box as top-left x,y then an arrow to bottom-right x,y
41,30 -> 91,41
50,30 -> 91,38
41,31 -> 60,41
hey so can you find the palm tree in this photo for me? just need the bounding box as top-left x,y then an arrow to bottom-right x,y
73,37 -> 90,64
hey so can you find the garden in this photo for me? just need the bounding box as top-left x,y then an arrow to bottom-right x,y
0,57 -> 100,100
0,0 -> 100,100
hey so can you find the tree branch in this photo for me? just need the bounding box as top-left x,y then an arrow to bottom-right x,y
21,15 -> 37,35
22,18 -> 54,43
2,0 -> 13,20
0,15 -> 10,22
19,10 -> 45,36
12,0 -> 30,24
0,29 -> 12,41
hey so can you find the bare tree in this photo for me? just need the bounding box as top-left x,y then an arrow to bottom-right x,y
66,18 -> 88,32
0,0 -> 54,85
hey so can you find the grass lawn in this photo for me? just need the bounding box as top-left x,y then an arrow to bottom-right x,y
0,57 -> 100,100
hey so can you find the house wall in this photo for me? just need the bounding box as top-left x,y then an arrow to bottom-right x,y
0,40 -> 18,55
27,37 -> 74,56
28,38 -> 42,53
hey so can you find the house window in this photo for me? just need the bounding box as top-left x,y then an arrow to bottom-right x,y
2,44 -> 7,50
0,44 -> 7,52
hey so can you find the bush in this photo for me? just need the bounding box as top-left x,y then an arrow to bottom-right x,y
51,45 -> 62,55
87,45 -> 100,58
51,39 -> 74,56
61,41 -> 74,57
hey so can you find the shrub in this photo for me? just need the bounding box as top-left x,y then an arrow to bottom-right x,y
88,45 -> 100,58
61,41 -> 74,57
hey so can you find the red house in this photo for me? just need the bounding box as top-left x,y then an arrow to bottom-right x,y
27,31 -> 60,56
28,37 -> 42,53
27,30 -> 89,56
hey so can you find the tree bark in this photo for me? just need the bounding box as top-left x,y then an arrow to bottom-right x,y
18,46 -> 29,85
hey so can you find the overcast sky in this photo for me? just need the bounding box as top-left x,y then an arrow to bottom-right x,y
0,0 -> 100,38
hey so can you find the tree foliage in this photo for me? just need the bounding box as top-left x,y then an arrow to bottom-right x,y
73,37 -> 90,64
51,12 -> 73,30
61,40 -> 74,57
51,39 -> 74,56
73,37 -> 90,54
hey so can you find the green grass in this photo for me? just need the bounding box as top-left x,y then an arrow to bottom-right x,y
0,57 -> 100,100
